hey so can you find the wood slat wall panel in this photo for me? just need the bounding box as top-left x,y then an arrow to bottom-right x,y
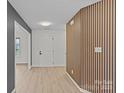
66,12 -> 81,86
80,8 -> 85,90
73,11 -> 81,86
66,0 -> 116,93
66,22 -> 72,75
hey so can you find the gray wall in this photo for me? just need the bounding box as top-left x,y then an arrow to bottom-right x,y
7,2 -> 31,93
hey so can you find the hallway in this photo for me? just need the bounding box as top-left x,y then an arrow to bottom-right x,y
16,65 -> 81,93
7,0 -> 116,93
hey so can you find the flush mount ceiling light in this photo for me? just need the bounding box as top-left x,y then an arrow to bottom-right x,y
39,21 -> 52,26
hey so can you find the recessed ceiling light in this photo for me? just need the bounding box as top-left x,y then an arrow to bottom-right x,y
39,21 -> 52,26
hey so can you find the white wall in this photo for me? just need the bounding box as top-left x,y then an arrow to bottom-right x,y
32,30 -> 66,67
15,22 -> 30,64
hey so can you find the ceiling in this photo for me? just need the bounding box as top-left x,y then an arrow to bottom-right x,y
8,0 -> 101,31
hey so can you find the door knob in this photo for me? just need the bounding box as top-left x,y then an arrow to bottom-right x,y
39,51 -> 42,55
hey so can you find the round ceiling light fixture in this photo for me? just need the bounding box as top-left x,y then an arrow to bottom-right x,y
39,21 -> 52,26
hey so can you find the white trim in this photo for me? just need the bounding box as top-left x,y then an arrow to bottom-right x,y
31,65 -> 54,68
31,65 -> 65,68
14,21 -> 17,93
28,65 -> 32,70
28,32 -> 31,70
66,72 -> 92,93
11,88 -> 16,93
16,62 -> 28,64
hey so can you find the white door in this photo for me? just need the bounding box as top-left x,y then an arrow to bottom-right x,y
52,31 -> 66,66
32,30 -> 66,67
32,31 -> 53,67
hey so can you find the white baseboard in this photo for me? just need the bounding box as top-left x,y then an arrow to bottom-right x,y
66,72 -> 91,93
11,88 -> 16,93
31,65 -> 65,68
16,63 -> 28,65
28,65 -> 32,70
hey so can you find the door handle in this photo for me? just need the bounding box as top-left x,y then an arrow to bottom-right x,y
39,51 -> 43,55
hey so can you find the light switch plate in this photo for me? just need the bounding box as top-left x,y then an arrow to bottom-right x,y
95,47 -> 102,53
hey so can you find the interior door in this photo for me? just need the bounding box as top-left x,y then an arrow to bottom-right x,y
52,31 -> 66,66
32,31 -> 53,67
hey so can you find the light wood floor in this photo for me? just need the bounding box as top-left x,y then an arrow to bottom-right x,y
16,65 -> 81,93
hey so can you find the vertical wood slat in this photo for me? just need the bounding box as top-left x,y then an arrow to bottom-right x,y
81,8 -> 86,90
87,7 -> 89,91
98,2 -> 100,92
81,8 -> 87,90
85,8 -> 87,90
88,6 -> 90,91
89,5 -> 91,91
90,4 -> 93,92
81,9 -> 85,88
66,0 -> 116,93
113,0 -> 116,93
97,2 -> 100,93
90,5 -> 93,92
95,3 -> 98,93
84,8 -> 86,89
107,0 -> 110,93
105,0 -> 107,92
99,1 -> 103,93
80,8 -> 83,89
93,4 -> 96,93
86,7 -> 88,90
102,1 -> 105,93
109,0 -> 113,93
91,4 -> 94,92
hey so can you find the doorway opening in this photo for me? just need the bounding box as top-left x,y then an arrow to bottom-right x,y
14,21 -> 31,91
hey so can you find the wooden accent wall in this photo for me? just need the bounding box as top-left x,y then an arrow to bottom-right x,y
66,11 -> 81,86
66,0 -> 116,93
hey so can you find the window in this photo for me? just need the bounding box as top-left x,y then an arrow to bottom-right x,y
16,38 -> 21,55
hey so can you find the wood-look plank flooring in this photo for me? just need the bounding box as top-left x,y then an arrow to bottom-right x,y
16,65 -> 81,93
